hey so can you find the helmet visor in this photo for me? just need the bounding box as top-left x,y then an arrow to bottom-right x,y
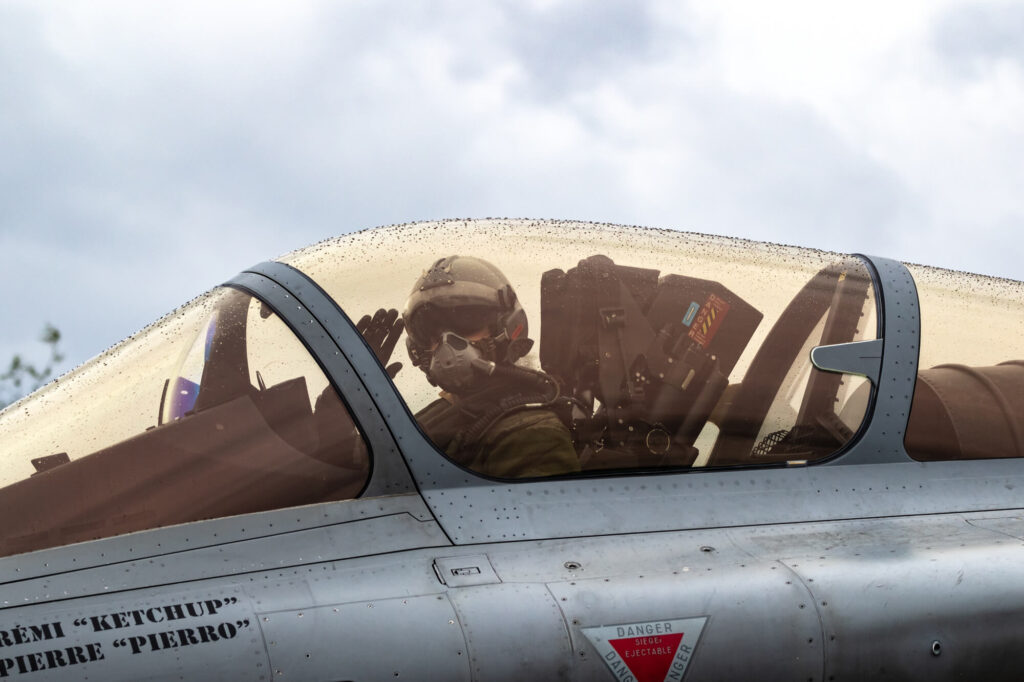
405,304 -> 498,346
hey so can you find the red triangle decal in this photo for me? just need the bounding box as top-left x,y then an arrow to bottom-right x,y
609,632 -> 684,682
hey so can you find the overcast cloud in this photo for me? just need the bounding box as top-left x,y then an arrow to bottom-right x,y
2,0 -> 1022,373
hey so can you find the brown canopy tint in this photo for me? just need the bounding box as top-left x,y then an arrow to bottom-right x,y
905,264 -> 1024,461
285,220 -> 879,477
0,288 -> 368,557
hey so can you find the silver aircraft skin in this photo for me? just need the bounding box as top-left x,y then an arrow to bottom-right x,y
0,219 -> 1022,682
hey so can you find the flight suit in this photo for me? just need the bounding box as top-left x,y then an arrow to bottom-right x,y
416,387 -> 580,479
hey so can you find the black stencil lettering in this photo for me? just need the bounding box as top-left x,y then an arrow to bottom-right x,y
177,628 -> 201,646
203,600 -> 224,616
42,649 -> 67,669
85,643 -> 104,662
157,631 -> 179,650
164,604 -> 186,621
195,625 -> 217,644
125,636 -> 147,655
87,615 -> 112,632
74,594 -> 240,637
24,652 -> 44,673
0,643 -> 102,678
0,622 -> 66,650
116,619 -> 246,657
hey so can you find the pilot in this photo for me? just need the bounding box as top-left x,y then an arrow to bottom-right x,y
361,256 -> 579,479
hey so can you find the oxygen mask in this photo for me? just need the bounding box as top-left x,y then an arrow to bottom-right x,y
428,331 -> 497,393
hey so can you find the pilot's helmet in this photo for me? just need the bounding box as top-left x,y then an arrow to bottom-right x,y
403,256 -> 531,383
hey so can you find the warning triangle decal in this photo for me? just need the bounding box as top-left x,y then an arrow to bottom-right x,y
609,632 -> 683,681
582,617 -> 707,682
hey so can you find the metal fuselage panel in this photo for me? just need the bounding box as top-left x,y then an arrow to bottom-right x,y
0,512 -> 1021,680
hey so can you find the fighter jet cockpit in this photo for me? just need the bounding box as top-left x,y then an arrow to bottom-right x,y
291,221 -> 881,479
0,220 -> 1022,559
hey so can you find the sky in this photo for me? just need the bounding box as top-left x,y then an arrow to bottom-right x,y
2,0 -> 1023,376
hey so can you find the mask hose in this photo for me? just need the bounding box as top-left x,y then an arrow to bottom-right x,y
459,364 -> 560,446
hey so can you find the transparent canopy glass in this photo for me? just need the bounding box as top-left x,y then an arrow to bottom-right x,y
905,264 -> 1024,461
285,219 -> 878,476
0,288 -> 368,557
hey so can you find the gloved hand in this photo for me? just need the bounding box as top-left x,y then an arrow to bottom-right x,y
356,308 -> 405,378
